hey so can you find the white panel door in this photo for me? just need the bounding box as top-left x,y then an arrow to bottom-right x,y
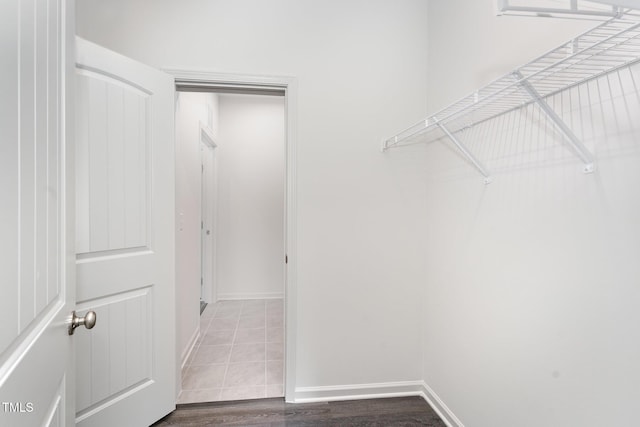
74,37 -> 175,427
200,130 -> 217,304
0,0 -> 75,426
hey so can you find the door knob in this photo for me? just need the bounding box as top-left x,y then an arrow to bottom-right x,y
68,310 -> 97,335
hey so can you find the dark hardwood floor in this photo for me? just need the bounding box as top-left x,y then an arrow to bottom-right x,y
151,396 -> 446,426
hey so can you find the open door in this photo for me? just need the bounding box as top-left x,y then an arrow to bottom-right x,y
200,126 -> 217,305
0,0 -> 75,426
74,38 -> 176,426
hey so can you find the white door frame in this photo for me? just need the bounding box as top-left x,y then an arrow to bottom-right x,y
199,122 -> 217,305
165,69 -> 298,403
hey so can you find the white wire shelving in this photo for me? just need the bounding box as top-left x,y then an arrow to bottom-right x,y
383,9 -> 640,183
497,0 -> 624,20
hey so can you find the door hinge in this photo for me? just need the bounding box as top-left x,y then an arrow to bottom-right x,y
285,254 -> 288,264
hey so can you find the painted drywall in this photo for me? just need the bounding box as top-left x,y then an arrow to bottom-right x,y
424,1 -> 640,426
175,91 -> 218,369
216,94 -> 285,300
78,0 -> 431,395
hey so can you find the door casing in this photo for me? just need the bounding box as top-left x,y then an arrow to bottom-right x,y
166,69 -> 298,402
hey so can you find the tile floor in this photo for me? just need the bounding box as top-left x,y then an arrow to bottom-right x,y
179,299 -> 284,403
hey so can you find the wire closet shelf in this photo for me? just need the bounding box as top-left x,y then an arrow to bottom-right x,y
383,9 -> 640,183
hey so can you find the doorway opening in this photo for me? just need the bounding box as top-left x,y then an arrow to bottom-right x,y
172,73 -> 294,404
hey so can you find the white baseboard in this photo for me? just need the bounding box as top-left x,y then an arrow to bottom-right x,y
419,381 -> 465,427
180,328 -> 200,371
217,291 -> 284,301
291,380 -> 463,427
293,380 -> 426,403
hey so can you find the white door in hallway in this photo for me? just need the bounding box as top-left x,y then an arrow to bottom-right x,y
200,129 -> 217,304
74,37 -> 176,426
0,0 -> 75,425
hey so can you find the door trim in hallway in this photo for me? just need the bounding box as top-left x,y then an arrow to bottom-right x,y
165,69 -> 298,404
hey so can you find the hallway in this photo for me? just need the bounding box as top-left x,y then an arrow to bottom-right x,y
179,299 -> 284,403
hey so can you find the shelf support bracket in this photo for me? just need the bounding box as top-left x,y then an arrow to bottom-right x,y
514,71 -> 595,174
436,121 -> 492,184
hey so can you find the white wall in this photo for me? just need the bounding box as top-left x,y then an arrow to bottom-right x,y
77,1 -> 640,421
216,94 -> 285,300
424,1 -> 640,426
175,91 -> 218,369
78,0 -> 432,397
